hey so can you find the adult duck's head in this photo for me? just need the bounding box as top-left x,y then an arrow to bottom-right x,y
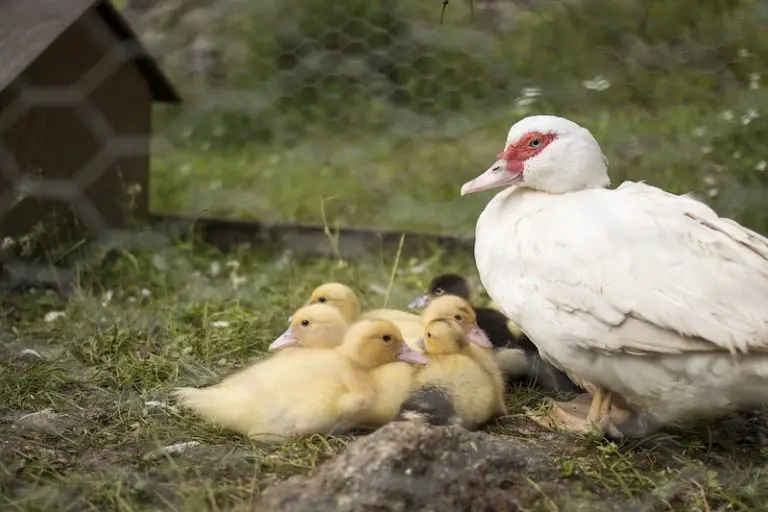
460,115 -> 610,196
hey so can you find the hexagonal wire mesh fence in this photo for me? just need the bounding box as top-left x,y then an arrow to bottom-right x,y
1,0 -> 768,509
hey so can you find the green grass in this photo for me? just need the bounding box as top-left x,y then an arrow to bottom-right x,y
150,100 -> 768,238
2,238 -> 768,510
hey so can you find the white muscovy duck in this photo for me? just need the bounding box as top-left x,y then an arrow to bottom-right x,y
460,114 -> 768,438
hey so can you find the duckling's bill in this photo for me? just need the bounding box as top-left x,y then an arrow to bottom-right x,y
398,343 -> 429,364
268,327 -> 299,351
468,324 -> 492,348
408,293 -> 431,310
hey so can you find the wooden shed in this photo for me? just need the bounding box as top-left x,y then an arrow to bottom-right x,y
0,0 -> 181,246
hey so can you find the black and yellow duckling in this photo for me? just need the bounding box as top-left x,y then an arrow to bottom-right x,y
411,317 -> 504,430
410,273 -> 580,393
420,295 -> 507,417
173,317 -> 426,441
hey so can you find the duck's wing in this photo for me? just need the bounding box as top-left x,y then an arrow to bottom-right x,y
524,181 -> 768,356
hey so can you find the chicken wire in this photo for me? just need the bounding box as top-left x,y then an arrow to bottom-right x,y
1,0 -> 768,509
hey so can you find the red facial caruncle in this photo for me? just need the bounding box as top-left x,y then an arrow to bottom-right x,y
498,131 -> 557,173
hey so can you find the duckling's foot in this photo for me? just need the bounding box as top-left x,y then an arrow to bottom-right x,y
526,392 -> 626,439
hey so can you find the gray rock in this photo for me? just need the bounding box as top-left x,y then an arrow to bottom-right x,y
255,416 -> 556,512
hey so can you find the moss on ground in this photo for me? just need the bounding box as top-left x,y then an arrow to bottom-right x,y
2,238 -> 768,511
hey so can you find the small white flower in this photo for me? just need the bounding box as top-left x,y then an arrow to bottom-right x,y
692,126 -> 706,138
1,236 -> 16,249
209,179 -> 222,191
521,87 -> 541,98
210,261 -> 221,277
749,72 -> 760,90
140,288 -> 151,298
582,76 -> 611,91
738,48 -> 751,59
701,146 -> 712,154
225,260 -> 240,270
703,175 -> 717,186
514,96 -> 536,108
756,161 -> 767,172
230,273 -> 247,289
733,151 -> 742,159
101,290 -> 113,307
707,188 -> 719,198
210,320 -> 230,328
44,311 -> 66,323
720,110 -> 734,122
741,108 -> 759,125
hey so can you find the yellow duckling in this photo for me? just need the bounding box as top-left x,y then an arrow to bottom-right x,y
301,282 -> 425,351
269,303 -> 348,353
413,318 -> 503,430
218,303 -> 348,392
173,317 -> 425,441
420,295 -> 507,417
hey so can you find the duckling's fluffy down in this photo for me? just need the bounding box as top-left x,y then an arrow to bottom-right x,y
173,348 -> 371,442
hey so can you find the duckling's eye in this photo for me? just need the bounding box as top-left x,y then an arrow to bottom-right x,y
453,314 -> 463,321
382,335 -> 392,343
529,137 -> 542,148
435,288 -> 444,296
427,332 -> 432,338
300,319 -> 310,327
317,297 -> 327,303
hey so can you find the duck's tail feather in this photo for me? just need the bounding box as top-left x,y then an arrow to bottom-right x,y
396,385 -> 457,426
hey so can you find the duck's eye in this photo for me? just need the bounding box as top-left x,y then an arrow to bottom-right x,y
427,332 -> 432,338
529,137 -> 541,148
300,319 -> 310,327
317,297 -> 326,303
435,288 -> 444,296
453,314 -> 462,321
382,335 -> 392,343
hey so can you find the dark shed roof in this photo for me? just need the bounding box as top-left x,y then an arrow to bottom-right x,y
0,0 -> 181,102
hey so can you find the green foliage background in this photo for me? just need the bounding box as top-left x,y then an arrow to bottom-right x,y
146,0 -> 768,236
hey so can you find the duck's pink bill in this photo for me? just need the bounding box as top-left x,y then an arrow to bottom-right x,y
408,294 -> 431,310
268,328 -> 299,351
397,343 -> 429,364
460,158 -> 523,196
468,324 -> 493,348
